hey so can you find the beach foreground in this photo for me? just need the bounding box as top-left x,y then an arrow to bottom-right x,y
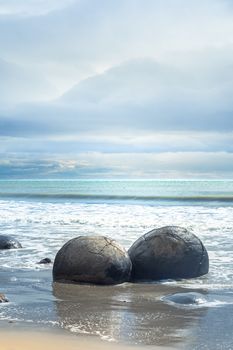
2,277 -> 233,349
0,330 -> 176,350
0,180 -> 233,349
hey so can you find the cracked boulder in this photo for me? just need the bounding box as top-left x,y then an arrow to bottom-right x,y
128,226 -> 209,281
53,236 -> 132,285
0,235 -> 22,249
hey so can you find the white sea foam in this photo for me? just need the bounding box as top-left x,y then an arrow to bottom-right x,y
0,200 -> 233,289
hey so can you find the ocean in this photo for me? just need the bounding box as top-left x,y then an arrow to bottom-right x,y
0,179 -> 233,348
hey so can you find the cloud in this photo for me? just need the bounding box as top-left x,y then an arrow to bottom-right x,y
1,131 -> 233,154
0,0 -> 75,17
58,58 -> 233,132
1,58 -> 233,139
1,0 -> 233,92
0,57 -> 57,105
0,0 -> 233,178
1,152 -> 233,179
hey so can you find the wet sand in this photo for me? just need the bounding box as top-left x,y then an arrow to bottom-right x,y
1,277 -> 208,348
1,269 -> 233,349
52,282 -> 207,347
1,330 -> 171,350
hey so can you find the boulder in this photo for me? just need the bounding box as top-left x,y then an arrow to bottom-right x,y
0,293 -> 9,303
128,226 -> 209,281
53,236 -> 132,285
0,235 -> 22,249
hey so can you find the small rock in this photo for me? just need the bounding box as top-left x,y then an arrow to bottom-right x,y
0,235 -> 22,250
163,292 -> 207,306
38,258 -> 52,264
0,293 -> 9,303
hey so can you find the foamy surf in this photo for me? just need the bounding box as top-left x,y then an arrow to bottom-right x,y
0,198 -> 232,289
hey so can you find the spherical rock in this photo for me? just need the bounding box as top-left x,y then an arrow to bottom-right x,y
128,226 -> 209,281
53,236 -> 132,285
0,235 -> 22,249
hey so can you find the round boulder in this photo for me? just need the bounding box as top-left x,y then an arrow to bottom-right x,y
0,235 -> 22,249
128,226 -> 209,281
53,236 -> 132,285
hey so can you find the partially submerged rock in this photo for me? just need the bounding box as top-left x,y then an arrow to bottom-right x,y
53,236 -> 132,285
38,258 -> 52,264
128,226 -> 209,281
0,235 -> 22,250
163,292 -> 207,306
0,293 -> 9,303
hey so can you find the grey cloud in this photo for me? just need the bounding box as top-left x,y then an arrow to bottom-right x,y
0,0 -> 76,17
0,156 -> 112,179
1,131 -> 233,154
1,152 -> 233,179
1,104 -> 232,138
0,58 -> 57,105
0,0 -> 233,178
75,152 -> 233,175
1,58 -> 233,138
1,0 -> 233,88
0,0 -> 233,98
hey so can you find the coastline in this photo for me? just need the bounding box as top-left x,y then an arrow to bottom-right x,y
0,180 -> 233,349
2,273 -> 233,349
0,328 -> 177,350
0,278 -> 209,349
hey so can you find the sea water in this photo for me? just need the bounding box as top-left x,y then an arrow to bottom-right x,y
0,179 -> 233,347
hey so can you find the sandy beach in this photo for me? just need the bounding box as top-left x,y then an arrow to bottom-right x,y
1,256 -> 233,349
0,329 -> 177,350
0,279 -> 217,350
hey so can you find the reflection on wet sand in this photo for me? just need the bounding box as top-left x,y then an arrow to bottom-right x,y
53,282 -> 208,347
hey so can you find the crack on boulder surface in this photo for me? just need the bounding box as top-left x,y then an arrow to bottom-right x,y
105,238 -> 127,256
144,227 -> 199,249
85,239 -> 113,257
80,237 -> 126,258
53,236 -> 131,285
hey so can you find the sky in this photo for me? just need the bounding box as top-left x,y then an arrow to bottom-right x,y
0,0 -> 233,179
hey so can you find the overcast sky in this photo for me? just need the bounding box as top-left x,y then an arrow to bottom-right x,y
0,0 -> 233,178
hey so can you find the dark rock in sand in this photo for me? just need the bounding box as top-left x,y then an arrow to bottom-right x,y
53,236 -> 132,285
0,235 -> 22,249
163,292 -> 207,306
128,226 -> 209,281
38,258 -> 52,264
0,293 -> 9,303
